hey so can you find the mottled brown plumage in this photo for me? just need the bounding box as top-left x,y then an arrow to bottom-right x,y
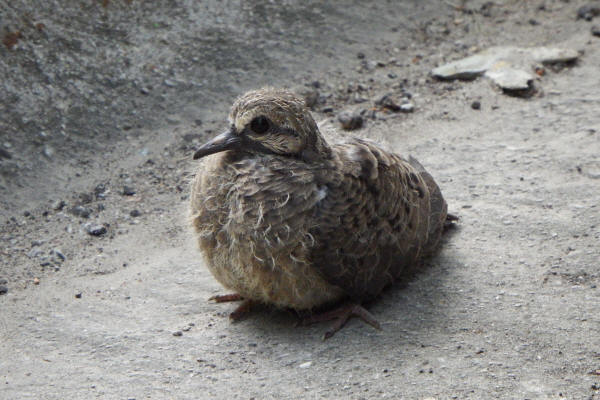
190,88 -> 452,337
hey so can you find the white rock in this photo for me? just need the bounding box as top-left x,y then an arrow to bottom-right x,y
485,62 -> 533,90
431,52 -> 494,79
530,47 -> 579,63
432,45 -> 579,93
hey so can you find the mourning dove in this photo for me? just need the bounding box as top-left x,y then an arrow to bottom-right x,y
190,88 -> 455,338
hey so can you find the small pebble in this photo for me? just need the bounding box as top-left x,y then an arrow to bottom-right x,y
130,209 -> 142,217
43,145 -> 55,158
79,193 -> 93,204
352,94 -> 368,103
0,148 -> 12,159
172,331 -> 183,337
0,285 -> 7,295
337,111 -> 363,131
471,101 -> 481,110
375,94 -> 401,112
52,200 -> 66,211
70,205 -> 92,219
27,248 -> 42,258
299,361 -> 312,369
75,293 -> 82,299
399,103 -> 414,113
86,224 -> 107,236
577,3 -> 600,20
94,183 -> 108,199
592,25 -> 600,37
122,186 -> 136,196
53,249 -> 66,261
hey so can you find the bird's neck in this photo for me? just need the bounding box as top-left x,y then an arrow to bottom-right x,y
301,132 -> 333,163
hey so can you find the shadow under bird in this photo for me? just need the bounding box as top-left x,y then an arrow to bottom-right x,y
190,88 -> 455,339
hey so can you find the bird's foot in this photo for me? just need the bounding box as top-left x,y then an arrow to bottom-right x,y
208,293 -> 244,303
300,303 -> 381,340
229,299 -> 255,322
208,294 -> 254,321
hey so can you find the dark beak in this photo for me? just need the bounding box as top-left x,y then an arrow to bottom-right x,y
193,128 -> 241,160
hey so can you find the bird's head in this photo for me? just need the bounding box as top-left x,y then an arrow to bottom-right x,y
193,88 -> 331,162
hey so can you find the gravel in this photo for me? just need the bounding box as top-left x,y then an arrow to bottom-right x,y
577,2 -> 600,20
337,111 -> 364,130
1,2 -> 598,399
52,200 -> 66,211
399,102 -> 415,113
85,224 -> 107,236
375,94 -> 402,112
70,206 -> 92,219
0,148 -> 12,160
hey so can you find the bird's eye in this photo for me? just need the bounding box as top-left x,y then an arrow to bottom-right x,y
250,116 -> 270,134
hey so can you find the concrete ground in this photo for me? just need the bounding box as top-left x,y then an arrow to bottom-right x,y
1,1 -> 599,399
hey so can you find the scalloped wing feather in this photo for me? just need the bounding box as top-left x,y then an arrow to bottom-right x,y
309,139 -> 447,301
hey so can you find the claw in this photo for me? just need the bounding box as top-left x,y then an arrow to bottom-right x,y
300,303 -> 381,339
229,299 -> 255,322
208,293 -> 254,321
208,293 -> 244,303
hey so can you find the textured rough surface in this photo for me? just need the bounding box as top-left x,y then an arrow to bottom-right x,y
485,63 -> 534,90
1,1 -> 599,399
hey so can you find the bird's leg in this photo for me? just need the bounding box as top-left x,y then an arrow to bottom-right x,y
228,299 -> 255,322
208,294 -> 255,321
301,303 -> 382,339
208,293 -> 244,303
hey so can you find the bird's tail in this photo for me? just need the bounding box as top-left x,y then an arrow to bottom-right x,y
407,156 -> 451,252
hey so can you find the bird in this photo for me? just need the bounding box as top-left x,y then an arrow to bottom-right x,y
190,87 -> 454,338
